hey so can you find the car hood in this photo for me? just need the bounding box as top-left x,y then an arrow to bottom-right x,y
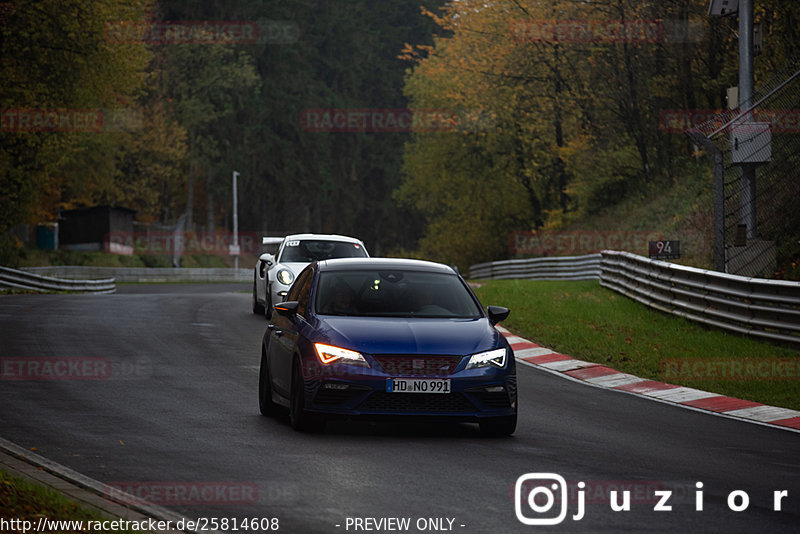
315,316 -> 504,356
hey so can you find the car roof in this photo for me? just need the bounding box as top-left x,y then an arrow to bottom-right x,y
317,257 -> 456,274
283,233 -> 364,244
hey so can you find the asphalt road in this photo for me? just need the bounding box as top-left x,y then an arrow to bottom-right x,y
1,285 -> 798,533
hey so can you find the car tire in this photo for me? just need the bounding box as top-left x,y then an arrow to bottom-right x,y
253,279 -> 265,315
258,346 -> 279,416
289,362 -> 325,433
479,412 -> 517,437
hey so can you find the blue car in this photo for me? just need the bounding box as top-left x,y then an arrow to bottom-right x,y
258,258 -> 517,435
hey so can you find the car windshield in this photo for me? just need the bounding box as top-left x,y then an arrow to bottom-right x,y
315,269 -> 482,319
279,240 -> 367,263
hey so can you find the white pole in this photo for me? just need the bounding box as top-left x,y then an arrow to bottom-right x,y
233,170 -> 239,270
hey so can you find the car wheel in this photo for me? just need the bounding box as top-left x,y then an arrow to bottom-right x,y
253,279 -> 265,315
289,361 -> 324,432
479,412 -> 517,437
258,346 -> 279,416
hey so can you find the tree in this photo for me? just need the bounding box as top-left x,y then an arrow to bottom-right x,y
398,0 -> 795,268
0,0 -> 152,261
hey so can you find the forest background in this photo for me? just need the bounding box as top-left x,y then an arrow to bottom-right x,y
1,0 -> 798,273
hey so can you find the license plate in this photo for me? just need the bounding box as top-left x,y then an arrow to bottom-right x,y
386,378 -> 451,394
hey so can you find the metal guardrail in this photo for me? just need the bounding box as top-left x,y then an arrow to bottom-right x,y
469,251 -> 800,346
21,266 -> 251,283
0,266 -> 116,294
469,254 -> 602,280
599,250 -> 800,346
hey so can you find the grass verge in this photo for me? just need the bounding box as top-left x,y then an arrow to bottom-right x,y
473,279 -> 800,411
0,469 -> 136,534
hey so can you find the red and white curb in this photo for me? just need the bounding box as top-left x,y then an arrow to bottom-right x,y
498,326 -> 800,433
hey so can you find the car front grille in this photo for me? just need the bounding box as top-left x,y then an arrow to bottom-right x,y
372,355 -> 463,377
357,392 -> 476,413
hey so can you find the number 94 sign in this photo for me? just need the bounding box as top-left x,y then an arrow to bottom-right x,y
649,240 -> 680,260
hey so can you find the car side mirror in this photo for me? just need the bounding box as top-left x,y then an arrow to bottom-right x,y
487,305 -> 510,326
274,300 -> 299,317
264,253 -> 275,268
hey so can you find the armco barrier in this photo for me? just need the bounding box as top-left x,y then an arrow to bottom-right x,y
599,250 -> 800,346
20,266 -> 251,283
469,251 -> 800,346
1,266 -> 115,294
469,254 -> 602,280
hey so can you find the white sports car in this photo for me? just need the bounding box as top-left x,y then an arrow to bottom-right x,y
252,233 -> 369,318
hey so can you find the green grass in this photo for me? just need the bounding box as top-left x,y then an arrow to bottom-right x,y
474,279 -> 800,411
0,469 -> 137,534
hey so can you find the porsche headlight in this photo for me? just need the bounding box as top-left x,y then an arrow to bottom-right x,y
276,269 -> 294,286
314,343 -> 369,367
466,348 -> 507,369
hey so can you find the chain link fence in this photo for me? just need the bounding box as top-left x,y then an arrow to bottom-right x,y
688,59 -> 800,280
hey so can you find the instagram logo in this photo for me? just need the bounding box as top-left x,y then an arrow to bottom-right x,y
515,473 -> 577,525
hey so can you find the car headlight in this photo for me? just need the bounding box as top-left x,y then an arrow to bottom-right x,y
314,343 -> 369,367
466,348 -> 507,369
276,269 -> 294,286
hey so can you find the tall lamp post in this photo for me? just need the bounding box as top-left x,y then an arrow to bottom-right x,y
709,0 -> 757,239
736,0 -> 757,239
707,0 -> 771,274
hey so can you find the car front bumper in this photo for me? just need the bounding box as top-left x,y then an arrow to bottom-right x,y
298,358 -> 517,420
